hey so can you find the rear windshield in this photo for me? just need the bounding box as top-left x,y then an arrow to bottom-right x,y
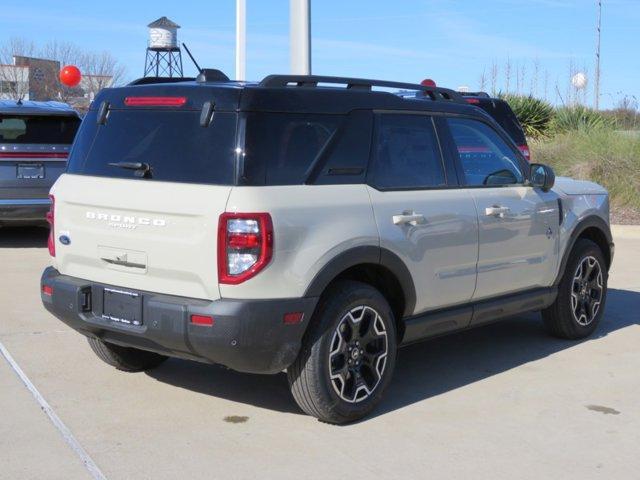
474,101 -> 526,145
0,115 -> 80,144
67,109 -> 238,185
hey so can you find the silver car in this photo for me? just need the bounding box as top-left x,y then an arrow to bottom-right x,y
0,100 -> 80,226
40,73 -> 614,424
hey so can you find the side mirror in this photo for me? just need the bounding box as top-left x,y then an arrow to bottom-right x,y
529,163 -> 555,191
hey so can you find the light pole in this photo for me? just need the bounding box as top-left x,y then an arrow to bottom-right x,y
594,0 -> 602,109
236,0 -> 247,80
290,0 -> 311,75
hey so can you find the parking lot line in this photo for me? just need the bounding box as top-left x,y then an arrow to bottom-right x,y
0,340 -> 107,480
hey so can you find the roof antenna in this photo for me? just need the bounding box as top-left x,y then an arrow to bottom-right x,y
182,43 -> 202,73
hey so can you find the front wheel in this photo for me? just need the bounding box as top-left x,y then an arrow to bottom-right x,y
543,239 -> 608,339
287,281 -> 397,424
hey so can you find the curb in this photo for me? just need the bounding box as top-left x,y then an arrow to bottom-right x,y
611,225 -> 640,240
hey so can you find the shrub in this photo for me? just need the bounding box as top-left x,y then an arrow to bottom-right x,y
601,108 -> 640,131
531,129 -> 640,212
551,106 -> 612,133
499,94 -> 554,139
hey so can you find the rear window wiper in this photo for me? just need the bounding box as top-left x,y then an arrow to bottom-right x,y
108,161 -> 152,178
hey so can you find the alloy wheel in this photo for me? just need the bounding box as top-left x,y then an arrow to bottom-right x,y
571,255 -> 604,326
328,306 -> 388,403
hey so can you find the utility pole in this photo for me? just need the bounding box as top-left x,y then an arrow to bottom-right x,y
236,0 -> 247,80
290,0 -> 311,74
594,0 -> 602,110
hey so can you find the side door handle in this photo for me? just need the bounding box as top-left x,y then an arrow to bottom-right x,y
485,205 -> 511,218
393,211 -> 425,226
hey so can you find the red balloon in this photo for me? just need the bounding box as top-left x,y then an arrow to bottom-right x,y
420,78 -> 436,87
60,65 -> 82,87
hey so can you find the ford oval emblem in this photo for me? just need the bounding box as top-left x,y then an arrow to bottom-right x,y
59,235 -> 71,245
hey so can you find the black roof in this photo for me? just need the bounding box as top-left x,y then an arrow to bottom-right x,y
0,100 -> 80,116
95,74 -> 491,118
147,16 -> 180,29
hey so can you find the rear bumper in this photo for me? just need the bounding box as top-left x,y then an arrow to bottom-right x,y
41,267 -> 318,374
0,198 -> 50,224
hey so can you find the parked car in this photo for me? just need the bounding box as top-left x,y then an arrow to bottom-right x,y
40,72 -> 613,424
461,92 -> 531,161
0,100 -> 80,226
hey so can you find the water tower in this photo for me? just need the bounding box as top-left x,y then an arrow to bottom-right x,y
144,16 -> 183,77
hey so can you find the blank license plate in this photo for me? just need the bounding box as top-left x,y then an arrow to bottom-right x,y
17,164 -> 44,179
102,288 -> 143,326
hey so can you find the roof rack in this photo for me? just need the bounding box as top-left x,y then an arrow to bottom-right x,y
259,75 -> 466,103
128,77 -> 196,86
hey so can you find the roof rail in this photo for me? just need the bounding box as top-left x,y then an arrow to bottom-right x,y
259,75 -> 466,103
128,77 -> 196,86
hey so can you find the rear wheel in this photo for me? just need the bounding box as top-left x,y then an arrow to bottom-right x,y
543,239 -> 608,339
87,337 -> 168,372
287,281 -> 397,424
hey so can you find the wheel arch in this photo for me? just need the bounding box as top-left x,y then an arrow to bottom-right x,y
304,246 -> 416,331
555,215 -> 613,286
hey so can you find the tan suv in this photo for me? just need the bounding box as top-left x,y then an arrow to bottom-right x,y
41,72 -> 613,423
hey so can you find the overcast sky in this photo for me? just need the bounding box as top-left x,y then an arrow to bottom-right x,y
1,0 -> 636,108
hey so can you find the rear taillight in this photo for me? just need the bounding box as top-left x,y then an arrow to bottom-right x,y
46,195 -> 55,257
518,144 -> 531,162
218,213 -> 273,284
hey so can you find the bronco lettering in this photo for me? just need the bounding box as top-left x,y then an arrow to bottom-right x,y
85,211 -> 167,227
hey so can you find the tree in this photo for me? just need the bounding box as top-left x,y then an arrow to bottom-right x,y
80,51 -> 126,100
0,38 -> 36,100
0,37 -> 127,104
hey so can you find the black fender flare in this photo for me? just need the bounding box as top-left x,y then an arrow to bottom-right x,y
554,215 -> 613,286
304,245 -> 416,317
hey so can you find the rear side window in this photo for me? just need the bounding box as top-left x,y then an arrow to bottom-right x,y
67,110 -> 238,185
242,113 -> 341,185
447,117 -> 524,187
0,115 -> 79,144
370,114 -> 445,190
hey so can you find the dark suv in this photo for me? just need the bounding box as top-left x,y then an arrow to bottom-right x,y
0,100 -> 80,226
461,92 -> 530,161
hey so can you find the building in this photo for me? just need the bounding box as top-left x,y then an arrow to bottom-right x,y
0,62 -> 29,100
0,55 -> 113,109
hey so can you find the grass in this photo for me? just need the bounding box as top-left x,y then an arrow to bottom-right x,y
531,129 -> 640,218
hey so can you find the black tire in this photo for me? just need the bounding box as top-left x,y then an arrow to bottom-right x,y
87,337 -> 168,372
543,239 -> 608,339
287,280 -> 397,424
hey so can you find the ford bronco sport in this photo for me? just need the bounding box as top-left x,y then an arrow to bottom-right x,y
41,71 -> 613,424
0,100 -> 80,226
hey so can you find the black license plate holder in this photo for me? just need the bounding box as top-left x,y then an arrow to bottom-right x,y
102,288 -> 143,326
17,163 -> 45,179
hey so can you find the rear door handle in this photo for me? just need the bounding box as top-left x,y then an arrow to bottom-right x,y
393,212 -> 425,226
485,206 -> 511,218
